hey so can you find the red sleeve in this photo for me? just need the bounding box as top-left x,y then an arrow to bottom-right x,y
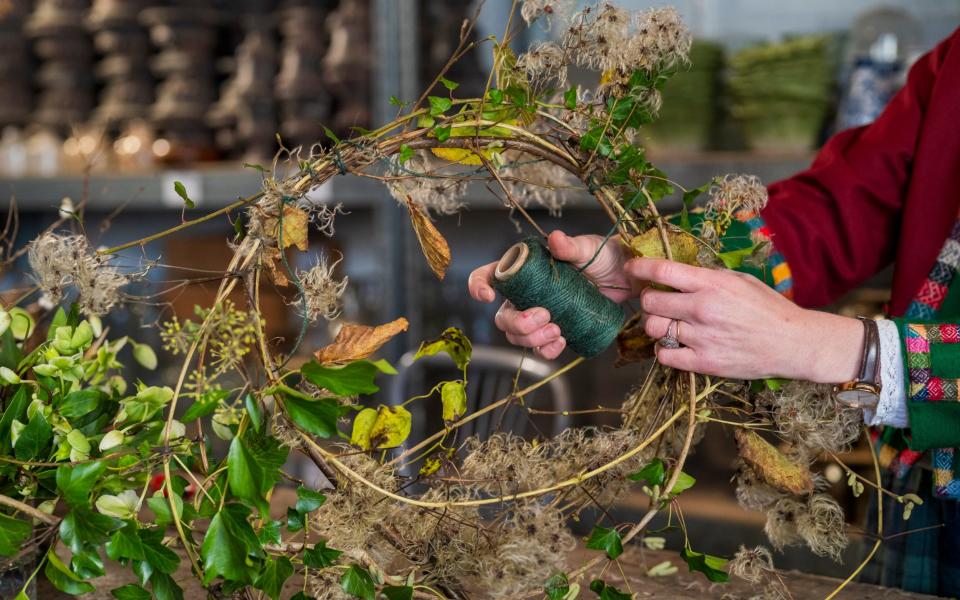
761,29 -> 958,308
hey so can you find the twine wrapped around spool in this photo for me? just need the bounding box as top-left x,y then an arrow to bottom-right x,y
492,238 -> 626,358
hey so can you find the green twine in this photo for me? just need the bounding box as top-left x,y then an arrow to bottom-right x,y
492,238 -> 625,358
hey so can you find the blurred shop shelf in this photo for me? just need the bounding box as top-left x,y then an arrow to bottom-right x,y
4,152 -> 813,212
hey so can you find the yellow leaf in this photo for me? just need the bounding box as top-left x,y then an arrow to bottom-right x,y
279,205 -> 309,251
735,429 -> 814,495
627,228 -> 699,265
419,456 -> 442,477
405,198 -> 451,280
350,408 -> 378,450
350,406 -> 412,451
440,381 -> 467,421
314,318 -> 409,365
430,147 -> 503,166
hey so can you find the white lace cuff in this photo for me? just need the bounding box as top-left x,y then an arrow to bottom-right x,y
862,319 -> 909,428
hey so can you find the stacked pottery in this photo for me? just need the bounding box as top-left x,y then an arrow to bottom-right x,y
0,0 -> 32,129
323,0 -> 371,135
275,0 -> 333,149
26,0 -> 95,133
87,0 -> 154,133
209,0 -> 278,163
141,0 -> 220,162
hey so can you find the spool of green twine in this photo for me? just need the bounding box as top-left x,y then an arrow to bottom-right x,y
492,237 -> 625,358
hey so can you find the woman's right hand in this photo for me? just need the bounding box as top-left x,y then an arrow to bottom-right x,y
467,230 -> 633,359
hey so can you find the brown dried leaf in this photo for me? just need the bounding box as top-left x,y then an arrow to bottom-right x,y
263,246 -> 289,287
314,317 -> 409,364
405,197 -> 451,280
615,312 -> 655,366
735,429 -> 814,495
279,205 -> 309,251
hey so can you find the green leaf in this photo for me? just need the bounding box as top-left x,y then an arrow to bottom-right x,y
111,584 -> 152,600
254,556 -> 293,600
440,380 -> 467,421
428,96 -> 453,117
14,409 -> 51,461
132,343 -> 158,370
563,86 -> 578,109
45,549 -> 95,595
281,392 -> 344,438
173,181 -> 194,209
0,513 -> 31,556
59,507 -> 122,553
106,522 -> 146,562
322,126 -> 341,144
628,459 -> 665,487
71,547 -> 105,579
0,384 -> 29,448
340,565 -> 375,600
258,520 -> 282,546
644,167 -> 675,201
414,327 -> 471,371
201,503 -> 262,585
434,125 -> 451,143
140,528 -> 181,574
382,586 -> 414,600
438,76 -> 460,91
59,389 -> 103,419
398,144 -> 414,164
295,487 -> 326,514
301,360 -> 394,396
545,573 -> 570,600
679,181 -> 711,232
227,429 -> 289,516
245,394 -> 263,433
669,471 -> 697,495
586,526 -> 623,560
8,308 -> 34,341
147,495 -> 182,527
286,507 -> 305,533
717,246 -> 756,269
242,162 -> 268,173
57,461 -> 106,506
680,547 -> 729,583
389,95 -> 405,107
303,540 -> 343,568
149,572 -> 183,600
416,115 -> 435,128
589,579 -> 632,600
488,88 -> 504,106
182,388 -> 229,422
763,378 -> 788,391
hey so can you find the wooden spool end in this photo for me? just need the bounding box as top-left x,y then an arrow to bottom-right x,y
494,241 -> 529,281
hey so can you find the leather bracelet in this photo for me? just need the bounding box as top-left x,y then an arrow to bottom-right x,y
857,316 -> 881,387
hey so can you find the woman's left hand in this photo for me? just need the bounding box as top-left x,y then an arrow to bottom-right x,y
627,257 -> 865,384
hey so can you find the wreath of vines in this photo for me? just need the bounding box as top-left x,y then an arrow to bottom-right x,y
0,2 -> 916,600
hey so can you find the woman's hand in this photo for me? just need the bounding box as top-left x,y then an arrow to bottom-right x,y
468,230 -> 632,360
628,257 -> 865,384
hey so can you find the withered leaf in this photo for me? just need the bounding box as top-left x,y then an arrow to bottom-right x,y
279,205 -> 309,251
615,312 -> 655,367
405,197 -> 451,280
735,429 -> 814,495
263,246 -> 290,287
628,227 -> 699,265
314,318 -> 409,364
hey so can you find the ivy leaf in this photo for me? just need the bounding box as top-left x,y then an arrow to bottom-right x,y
60,507 -> 122,553
227,429 -> 289,517
488,88 -> 504,106
398,144 -> 414,164
295,486 -> 326,514
628,459 -> 665,487
287,507 -> 305,533
281,391 -> 346,438
427,96 -> 453,117
111,584 -> 152,600
382,586 -> 414,600
149,572 -> 183,600
644,167 -> 675,201
717,246 -> 756,269
140,528 -> 181,574
0,513 -> 31,556
434,125 -> 452,143
545,573 -> 570,600
0,384 -> 29,448
14,409 -> 51,461
350,405 -> 411,450
254,556 -> 293,600
340,565 -> 376,600
438,76 -> 459,91
440,381 -> 467,421
588,579 -> 632,600
201,503 -> 263,585
679,181 -> 711,232
680,547 -> 729,583
57,461 -> 106,507
59,389 -> 103,419
182,388 -> 230,422
301,360 -> 394,396
303,540 -> 342,568
173,181 -> 194,209
563,86 -> 578,109
258,520 -> 282,546
71,547 -> 105,579
586,526 -> 623,560
414,327 -> 472,371
669,471 -> 697,496
106,522 -> 146,562
389,95 -> 405,107
45,549 -> 95,595
245,394 -> 262,433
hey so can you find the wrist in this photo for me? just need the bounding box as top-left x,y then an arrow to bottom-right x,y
786,311 -> 864,384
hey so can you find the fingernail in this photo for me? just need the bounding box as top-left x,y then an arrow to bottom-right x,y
544,324 -> 561,339
482,289 -> 495,302
532,310 -> 550,325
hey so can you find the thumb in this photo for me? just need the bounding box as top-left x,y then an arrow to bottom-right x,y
546,230 -> 600,266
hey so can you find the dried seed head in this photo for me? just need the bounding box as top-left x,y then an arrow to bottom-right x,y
297,254 -> 348,322
729,545 -> 774,584
520,0 -> 575,27
27,232 -> 128,316
388,152 -> 468,215
517,42 -> 568,88
708,174 -> 768,215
